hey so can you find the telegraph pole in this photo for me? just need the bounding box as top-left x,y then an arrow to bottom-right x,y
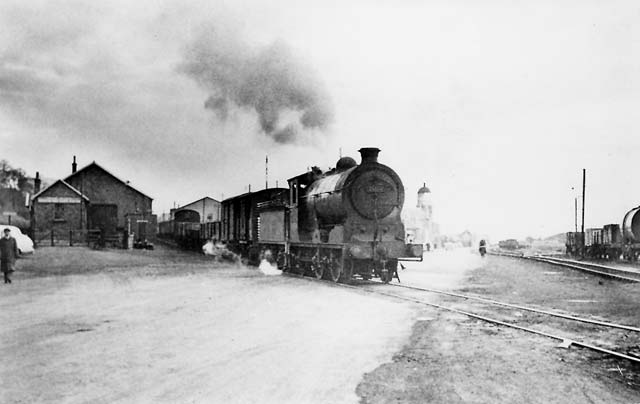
581,169 -> 586,256
265,155 -> 269,189
571,187 -> 577,233
574,197 -> 578,233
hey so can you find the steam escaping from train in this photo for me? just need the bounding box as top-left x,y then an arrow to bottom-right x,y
259,250 -> 281,275
180,25 -> 333,143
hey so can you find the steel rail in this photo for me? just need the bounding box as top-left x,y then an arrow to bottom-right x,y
377,282 -> 640,333
282,272 -> 640,365
490,252 -> 640,283
539,256 -> 640,274
359,286 -> 640,365
531,257 -> 640,283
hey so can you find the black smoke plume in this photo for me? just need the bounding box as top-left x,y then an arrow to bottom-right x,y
180,27 -> 333,143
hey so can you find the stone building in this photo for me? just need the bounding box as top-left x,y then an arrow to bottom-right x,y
30,178 -> 89,245
31,157 -> 156,246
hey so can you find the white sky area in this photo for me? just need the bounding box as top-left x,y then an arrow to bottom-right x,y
0,0 -> 638,241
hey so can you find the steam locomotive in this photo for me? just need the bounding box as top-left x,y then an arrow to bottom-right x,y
566,206 -> 640,261
163,147 -> 423,282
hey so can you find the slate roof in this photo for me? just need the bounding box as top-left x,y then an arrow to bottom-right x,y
32,179 -> 90,201
64,161 -> 153,200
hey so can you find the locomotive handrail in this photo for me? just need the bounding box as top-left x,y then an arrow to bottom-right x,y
398,257 -> 423,262
300,188 -> 344,199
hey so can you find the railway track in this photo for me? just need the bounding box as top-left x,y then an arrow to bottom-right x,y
284,272 -> 640,365
364,280 -> 640,364
490,251 -> 640,283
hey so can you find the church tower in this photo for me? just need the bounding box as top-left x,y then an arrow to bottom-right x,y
417,182 -> 433,221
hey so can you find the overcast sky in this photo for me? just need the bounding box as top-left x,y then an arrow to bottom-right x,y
1,0 -> 638,240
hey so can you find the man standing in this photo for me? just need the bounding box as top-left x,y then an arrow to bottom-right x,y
0,228 -> 18,284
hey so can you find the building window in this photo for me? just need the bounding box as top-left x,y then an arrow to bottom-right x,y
289,180 -> 298,205
54,203 -> 65,221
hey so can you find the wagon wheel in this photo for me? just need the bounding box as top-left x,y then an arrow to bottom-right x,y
312,253 -> 324,279
298,257 -> 307,276
327,251 -> 342,283
291,252 -> 304,275
276,250 -> 286,270
339,259 -> 354,284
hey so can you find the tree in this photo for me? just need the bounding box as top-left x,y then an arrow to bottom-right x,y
0,160 -> 31,192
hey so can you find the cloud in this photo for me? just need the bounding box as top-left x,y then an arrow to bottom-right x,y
0,2 -> 115,126
272,124 -> 298,144
0,64 -> 57,107
0,1 -> 188,152
0,2 -> 314,212
179,24 -> 333,144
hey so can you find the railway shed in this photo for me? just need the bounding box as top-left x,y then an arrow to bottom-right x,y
171,197 -> 221,224
158,196 -> 222,249
31,157 -> 156,247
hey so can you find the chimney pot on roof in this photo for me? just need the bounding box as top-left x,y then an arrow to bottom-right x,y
72,156 -> 77,173
34,171 -> 41,194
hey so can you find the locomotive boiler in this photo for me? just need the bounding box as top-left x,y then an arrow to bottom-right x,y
258,147 -> 422,282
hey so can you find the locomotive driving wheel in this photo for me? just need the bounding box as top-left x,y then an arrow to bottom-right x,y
339,259 -> 354,284
327,251 -> 342,283
290,252 -> 304,275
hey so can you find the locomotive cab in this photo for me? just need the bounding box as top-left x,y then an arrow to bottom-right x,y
287,168 -> 322,242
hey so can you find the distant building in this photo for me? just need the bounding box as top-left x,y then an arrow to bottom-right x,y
31,157 -> 156,246
158,197 -> 222,242
158,212 -> 172,223
459,230 -> 473,247
170,197 -> 221,223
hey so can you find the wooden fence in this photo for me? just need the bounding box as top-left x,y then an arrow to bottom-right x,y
33,229 -> 123,248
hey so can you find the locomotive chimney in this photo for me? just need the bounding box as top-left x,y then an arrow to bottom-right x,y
34,172 -> 41,194
358,147 -> 381,164
72,156 -> 77,173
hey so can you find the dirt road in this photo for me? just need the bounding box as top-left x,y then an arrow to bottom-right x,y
0,247 -> 417,404
4,247 -> 639,403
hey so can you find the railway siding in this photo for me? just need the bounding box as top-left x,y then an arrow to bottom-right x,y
490,251 -> 640,282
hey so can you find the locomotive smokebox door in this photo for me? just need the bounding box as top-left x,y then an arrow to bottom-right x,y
349,172 -> 399,220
